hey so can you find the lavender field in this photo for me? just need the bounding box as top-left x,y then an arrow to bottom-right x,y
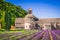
0,30 -> 60,40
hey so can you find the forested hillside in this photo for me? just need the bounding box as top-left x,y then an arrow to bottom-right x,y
0,0 -> 27,30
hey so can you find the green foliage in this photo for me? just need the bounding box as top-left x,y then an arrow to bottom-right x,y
0,10 -> 2,19
0,0 -> 27,30
1,11 -> 5,29
5,13 -> 11,30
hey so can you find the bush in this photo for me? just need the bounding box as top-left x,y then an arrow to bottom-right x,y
0,29 -> 5,31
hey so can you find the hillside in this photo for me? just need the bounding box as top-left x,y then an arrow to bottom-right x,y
0,0 -> 27,30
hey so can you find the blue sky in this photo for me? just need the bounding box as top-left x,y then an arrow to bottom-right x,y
6,0 -> 60,18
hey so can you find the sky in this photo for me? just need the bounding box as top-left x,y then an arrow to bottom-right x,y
6,0 -> 60,18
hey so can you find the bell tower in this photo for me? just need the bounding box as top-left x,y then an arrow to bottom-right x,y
28,8 -> 32,14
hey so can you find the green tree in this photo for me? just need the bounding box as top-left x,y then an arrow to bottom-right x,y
5,13 -> 11,30
1,11 -> 5,29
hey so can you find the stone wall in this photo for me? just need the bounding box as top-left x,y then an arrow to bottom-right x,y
36,18 -> 60,30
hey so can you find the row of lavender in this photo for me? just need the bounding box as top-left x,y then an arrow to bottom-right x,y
51,30 -> 60,40
19,30 -> 60,40
19,30 -> 46,40
38,30 -> 60,40
0,30 -> 60,40
0,30 -> 39,40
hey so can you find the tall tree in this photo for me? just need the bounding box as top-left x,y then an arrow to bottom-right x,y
5,13 -> 11,30
1,11 -> 5,29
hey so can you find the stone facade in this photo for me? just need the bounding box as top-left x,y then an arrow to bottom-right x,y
15,8 -> 60,30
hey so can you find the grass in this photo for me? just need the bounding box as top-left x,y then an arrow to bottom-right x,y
0,29 -> 26,34
0,29 -> 38,34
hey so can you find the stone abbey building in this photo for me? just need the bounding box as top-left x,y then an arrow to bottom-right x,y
15,8 -> 60,30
